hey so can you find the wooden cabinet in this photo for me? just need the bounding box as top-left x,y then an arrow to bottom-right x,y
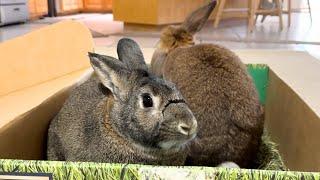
59,0 -> 83,12
77,0 -> 84,9
32,0 -> 112,16
113,0 -> 209,25
83,0 -> 112,12
28,0 -> 48,20
28,0 -> 37,18
84,0 -> 102,9
57,0 -> 112,14
37,0 -> 48,14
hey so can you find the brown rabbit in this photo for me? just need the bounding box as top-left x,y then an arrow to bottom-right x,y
151,1 -> 264,168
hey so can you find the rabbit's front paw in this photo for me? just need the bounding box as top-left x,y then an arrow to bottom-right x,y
218,161 -> 240,168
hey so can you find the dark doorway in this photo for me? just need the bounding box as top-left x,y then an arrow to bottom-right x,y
47,0 -> 57,17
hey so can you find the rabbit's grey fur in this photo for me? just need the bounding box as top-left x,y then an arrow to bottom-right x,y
47,38 -> 197,165
151,1 -> 264,168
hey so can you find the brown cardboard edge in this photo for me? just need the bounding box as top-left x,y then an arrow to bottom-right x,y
265,69 -> 320,172
0,84 -> 75,160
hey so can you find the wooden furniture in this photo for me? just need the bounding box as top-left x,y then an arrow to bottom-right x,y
287,0 -> 292,26
214,0 -> 256,29
61,0 -> 83,12
57,0 -> 83,15
56,0 -> 112,15
249,0 -> 292,32
83,0 -> 112,12
28,0 -> 48,20
113,0 -> 210,25
256,0 -> 293,27
213,0 -> 226,28
213,0 -> 293,32
307,0 -> 312,22
101,0 -> 307,26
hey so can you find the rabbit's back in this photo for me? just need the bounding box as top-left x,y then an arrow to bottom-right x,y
163,44 -> 264,167
47,75 -> 109,161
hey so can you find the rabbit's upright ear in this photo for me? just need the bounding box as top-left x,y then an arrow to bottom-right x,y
88,52 -> 130,99
117,38 -> 148,71
181,0 -> 217,34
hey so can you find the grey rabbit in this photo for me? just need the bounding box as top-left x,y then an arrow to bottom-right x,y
47,38 -> 198,165
151,1 -> 264,168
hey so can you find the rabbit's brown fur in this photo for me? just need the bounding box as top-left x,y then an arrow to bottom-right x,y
152,26 -> 194,76
159,26 -> 194,52
164,45 -> 264,167
151,1 -> 264,168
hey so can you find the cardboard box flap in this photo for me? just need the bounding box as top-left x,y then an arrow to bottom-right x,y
0,20 -> 94,96
0,69 -> 90,128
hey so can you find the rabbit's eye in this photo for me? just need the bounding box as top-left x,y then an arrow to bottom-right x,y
142,93 -> 153,108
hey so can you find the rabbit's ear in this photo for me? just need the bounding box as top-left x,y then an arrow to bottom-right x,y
117,38 -> 148,71
88,52 -> 130,99
181,1 -> 217,34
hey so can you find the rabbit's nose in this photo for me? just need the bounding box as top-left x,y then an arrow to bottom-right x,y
177,120 -> 197,136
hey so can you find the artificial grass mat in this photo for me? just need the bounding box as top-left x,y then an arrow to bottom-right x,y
256,130 -> 286,171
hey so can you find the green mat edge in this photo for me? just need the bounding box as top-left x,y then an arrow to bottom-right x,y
0,159 -> 319,180
247,64 -> 269,105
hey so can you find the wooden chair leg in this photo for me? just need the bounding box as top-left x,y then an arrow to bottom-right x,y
255,0 -> 263,24
288,0 -> 291,27
248,0 -> 257,32
275,0 -> 284,30
261,15 -> 267,23
213,0 -> 226,28
255,14 -> 259,24
307,0 -> 312,23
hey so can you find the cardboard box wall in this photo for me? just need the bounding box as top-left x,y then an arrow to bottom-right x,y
0,21 -> 94,160
0,21 -> 319,178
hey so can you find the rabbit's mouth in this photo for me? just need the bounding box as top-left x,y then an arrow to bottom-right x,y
157,132 -> 197,150
159,101 -> 198,150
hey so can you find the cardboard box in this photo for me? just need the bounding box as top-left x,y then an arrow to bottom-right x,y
0,21 -> 320,179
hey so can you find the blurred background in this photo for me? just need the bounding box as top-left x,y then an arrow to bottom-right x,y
0,0 -> 319,59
